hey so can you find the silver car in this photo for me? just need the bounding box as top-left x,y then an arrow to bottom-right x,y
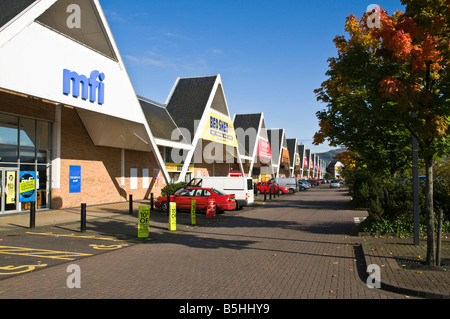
330,180 -> 341,188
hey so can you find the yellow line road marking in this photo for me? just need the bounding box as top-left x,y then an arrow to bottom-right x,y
26,232 -> 122,242
0,264 -> 47,275
0,246 -> 92,261
89,244 -> 128,250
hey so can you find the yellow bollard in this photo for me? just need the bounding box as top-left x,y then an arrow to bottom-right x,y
138,205 -> 150,238
191,200 -> 196,225
168,202 -> 176,231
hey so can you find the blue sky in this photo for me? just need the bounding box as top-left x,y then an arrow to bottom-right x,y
101,0 -> 405,153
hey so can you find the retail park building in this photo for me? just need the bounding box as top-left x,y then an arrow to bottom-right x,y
0,0 -> 326,215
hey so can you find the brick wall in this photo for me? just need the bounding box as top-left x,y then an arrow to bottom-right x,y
54,105 -> 163,208
0,89 -> 163,210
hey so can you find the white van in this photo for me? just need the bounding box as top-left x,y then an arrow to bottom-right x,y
186,177 -> 254,209
269,177 -> 298,193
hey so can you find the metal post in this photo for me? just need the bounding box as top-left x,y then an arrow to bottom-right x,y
264,189 -> 267,201
269,187 -> 272,200
167,190 -> 170,215
129,194 -> 133,215
29,202 -> 35,229
81,203 -> 86,233
150,193 -> 154,211
436,208 -> 443,266
412,114 -> 420,246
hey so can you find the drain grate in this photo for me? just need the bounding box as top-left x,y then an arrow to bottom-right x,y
395,256 -> 450,271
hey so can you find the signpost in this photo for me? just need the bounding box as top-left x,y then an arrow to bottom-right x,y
138,205 -> 150,238
169,202 -> 176,231
191,200 -> 196,225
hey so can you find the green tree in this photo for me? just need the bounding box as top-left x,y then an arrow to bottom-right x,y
314,1 -> 450,265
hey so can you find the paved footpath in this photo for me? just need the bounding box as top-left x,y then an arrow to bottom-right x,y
0,186 -> 421,302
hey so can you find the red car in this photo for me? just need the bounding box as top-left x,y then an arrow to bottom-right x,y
155,187 -> 236,213
255,182 -> 289,195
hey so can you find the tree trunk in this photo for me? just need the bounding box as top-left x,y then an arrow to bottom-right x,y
425,156 -> 435,266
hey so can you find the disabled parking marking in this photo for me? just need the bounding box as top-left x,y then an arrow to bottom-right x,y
26,231 -> 123,242
0,264 -> 47,275
0,245 -> 92,261
89,244 -> 128,250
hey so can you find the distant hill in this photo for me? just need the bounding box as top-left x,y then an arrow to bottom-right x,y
316,148 -> 346,164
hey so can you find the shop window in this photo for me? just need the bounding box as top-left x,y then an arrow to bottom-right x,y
20,117 -> 36,147
37,121 -> 51,148
35,0 -> 117,61
19,147 -> 35,164
0,145 -> 18,164
0,113 -> 18,145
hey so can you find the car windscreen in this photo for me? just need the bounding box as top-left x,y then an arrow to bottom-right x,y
211,189 -> 226,196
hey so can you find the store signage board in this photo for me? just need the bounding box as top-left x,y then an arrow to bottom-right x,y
257,138 -> 272,160
63,69 -> 105,105
19,171 -> 35,202
202,110 -> 237,147
69,165 -> 81,193
281,149 -> 290,165
0,22 -> 145,125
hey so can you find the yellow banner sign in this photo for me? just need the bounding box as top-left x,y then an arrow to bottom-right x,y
19,180 -> 35,194
138,206 -> 150,238
281,148 -> 290,165
165,163 -> 193,173
202,110 -> 237,147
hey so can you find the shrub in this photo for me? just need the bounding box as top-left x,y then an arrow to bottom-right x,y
161,182 -> 187,196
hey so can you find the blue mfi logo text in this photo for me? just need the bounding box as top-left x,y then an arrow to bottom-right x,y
63,69 -> 105,105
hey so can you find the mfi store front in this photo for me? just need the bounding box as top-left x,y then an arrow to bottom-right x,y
0,0 -> 168,214
0,109 -> 52,213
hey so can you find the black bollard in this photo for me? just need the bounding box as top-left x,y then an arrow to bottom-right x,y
264,189 -> 267,201
81,203 -> 86,233
129,194 -> 133,214
150,193 -> 154,211
29,202 -> 35,229
269,187 -> 272,200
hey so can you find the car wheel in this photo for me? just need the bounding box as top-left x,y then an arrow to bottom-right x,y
278,189 -> 283,195
257,189 -> 261,195
289,188 -> 295,194
161,201 -> 169,213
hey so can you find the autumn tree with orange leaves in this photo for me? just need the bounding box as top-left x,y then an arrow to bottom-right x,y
314,1 -> 449,266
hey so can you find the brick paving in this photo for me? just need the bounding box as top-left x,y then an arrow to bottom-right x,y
0,186 -> 446,300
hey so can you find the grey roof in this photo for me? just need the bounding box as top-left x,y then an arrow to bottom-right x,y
165,76 -> 217,139
286,138 -> 297,166
138,96 -> 189,144
298,144 -> 305,159
233,113 -> 262,157
267,129 -> 283,164
0,0 -> 36,29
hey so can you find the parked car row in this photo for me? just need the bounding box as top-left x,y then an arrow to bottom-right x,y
255,182 -> 289,195
155,176 -> 345,214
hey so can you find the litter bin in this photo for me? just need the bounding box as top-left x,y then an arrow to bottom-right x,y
206,197 -> 216,219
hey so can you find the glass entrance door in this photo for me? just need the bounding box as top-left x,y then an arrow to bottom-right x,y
0,169 -> 18,214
